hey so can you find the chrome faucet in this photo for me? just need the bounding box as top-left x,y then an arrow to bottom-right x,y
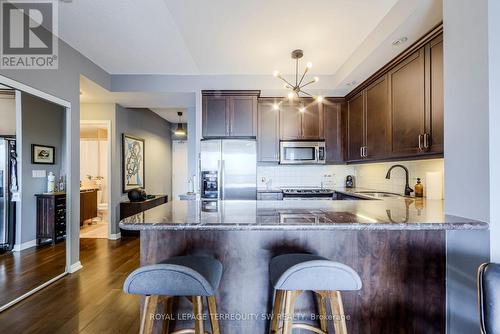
385,164 -> 413,196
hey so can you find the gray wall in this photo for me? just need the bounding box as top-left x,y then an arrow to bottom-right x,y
20,93 -> 65,244
488,0 -> 500,262
81,104 -> 173,236
80,103 -> 118,236
0,39 -> 110,266
116,105 -> 173,199
443,1 -> 494,333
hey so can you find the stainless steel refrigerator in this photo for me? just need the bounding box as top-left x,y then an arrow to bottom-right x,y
0,138 -> 17,251
200,139 -> 256,200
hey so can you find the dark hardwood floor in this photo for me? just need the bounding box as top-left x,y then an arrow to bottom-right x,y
0,237 -> 141,333
0,241 -> 66,307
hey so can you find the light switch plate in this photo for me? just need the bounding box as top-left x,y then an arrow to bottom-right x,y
32,170 -> 46,178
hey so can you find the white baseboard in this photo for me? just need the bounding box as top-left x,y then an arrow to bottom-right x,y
108,232 -> 121,240
12,239 -> 37,252
67,261 -> 83,273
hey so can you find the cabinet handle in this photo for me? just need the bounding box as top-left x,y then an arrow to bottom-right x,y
360,147 -> 363,158
364,146 -> 368,158
418,134 -> 423,151
424,133 -> 430,148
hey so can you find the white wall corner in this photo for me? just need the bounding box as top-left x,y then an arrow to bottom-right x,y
108,232 -> 121,240
67,261 -> 83,273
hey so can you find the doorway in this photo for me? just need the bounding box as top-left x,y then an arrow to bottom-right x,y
79,121 -> 111,238
172,140 -> 188,200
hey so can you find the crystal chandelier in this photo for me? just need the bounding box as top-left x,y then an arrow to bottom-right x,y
273,49 -> 322,101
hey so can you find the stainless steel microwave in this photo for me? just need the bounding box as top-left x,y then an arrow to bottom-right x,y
279,141 -> 326,164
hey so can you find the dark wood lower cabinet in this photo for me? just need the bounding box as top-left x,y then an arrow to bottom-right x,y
141,229 -> 445,334
35,193 -> 66,245
80,190 -> 98,226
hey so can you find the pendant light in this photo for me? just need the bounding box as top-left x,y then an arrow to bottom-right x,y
174,111 -> 186,136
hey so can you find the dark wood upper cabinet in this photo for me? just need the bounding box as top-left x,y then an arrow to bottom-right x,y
365,75 -> 390,159
229,96 -> 257,137
426,35 -> 444,154
279,101 -> 302,140
257,99 -> 280,162
324,101 -> 344,163
301,102 -> 324,140
203,96 -> 229,137
280,99 -> 323,140
347,92 -> 365,161
388,49 -> 426,156
202,91 -> 258,138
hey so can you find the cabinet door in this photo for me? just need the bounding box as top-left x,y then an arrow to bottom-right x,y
347,92 -> 365,161
365,75 -> 390,159
280,101 -> 302,140
389,49 -> 425,156
301,102 -> 324,140
229,96 -> 257,137
257,100 -> 280,162
324,102 -> 344,163
202,96 -> 229,137
427,35 -> 444,153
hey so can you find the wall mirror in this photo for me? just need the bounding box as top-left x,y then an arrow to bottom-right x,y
0,81 -> 69,310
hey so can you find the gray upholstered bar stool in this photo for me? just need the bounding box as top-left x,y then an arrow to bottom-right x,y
269,254 -> 362,334
123,255 -> 223,334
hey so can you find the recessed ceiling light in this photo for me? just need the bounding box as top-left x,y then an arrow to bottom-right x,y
346,81 -> 357,86
392,37 -> 408,46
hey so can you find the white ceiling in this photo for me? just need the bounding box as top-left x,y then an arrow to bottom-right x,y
80,76 -> 191,123
59,0 -> 400,75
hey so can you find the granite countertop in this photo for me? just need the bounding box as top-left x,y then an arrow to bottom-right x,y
120,194 -> 488,231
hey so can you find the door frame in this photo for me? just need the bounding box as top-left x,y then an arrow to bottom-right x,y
0,74 -> 72,312
79,120 -> 112,239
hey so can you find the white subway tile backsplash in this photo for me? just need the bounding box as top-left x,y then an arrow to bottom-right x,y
257,164 -> 355,189
352,158 -> 444,195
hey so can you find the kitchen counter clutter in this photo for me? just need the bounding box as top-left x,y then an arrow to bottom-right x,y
120,196 -> 487,231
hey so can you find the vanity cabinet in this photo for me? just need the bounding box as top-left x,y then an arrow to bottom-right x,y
202,91 -> 258,138
257,99 -> 280,162
279,99 -> 323,140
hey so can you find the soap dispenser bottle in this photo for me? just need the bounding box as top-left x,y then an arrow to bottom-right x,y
415,178 -> 423,197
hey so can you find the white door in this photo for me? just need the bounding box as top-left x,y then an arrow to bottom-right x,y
172,141 -> 188,200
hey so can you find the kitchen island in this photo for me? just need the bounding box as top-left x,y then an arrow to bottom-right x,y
120,197 -> 488,334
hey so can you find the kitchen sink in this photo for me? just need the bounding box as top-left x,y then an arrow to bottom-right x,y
354,191 -> 403,198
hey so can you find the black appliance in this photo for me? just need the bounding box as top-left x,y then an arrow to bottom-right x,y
1,138 -> 17,251
281,188 -> 334,200
201,171 -> 219,199
345,175 -> 354,188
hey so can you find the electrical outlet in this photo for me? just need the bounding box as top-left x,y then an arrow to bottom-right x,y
32,170 -> 46,178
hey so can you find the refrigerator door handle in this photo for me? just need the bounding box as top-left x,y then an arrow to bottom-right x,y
220,160 -> 225,200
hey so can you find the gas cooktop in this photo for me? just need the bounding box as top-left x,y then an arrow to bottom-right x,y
281,188 -> 334,194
